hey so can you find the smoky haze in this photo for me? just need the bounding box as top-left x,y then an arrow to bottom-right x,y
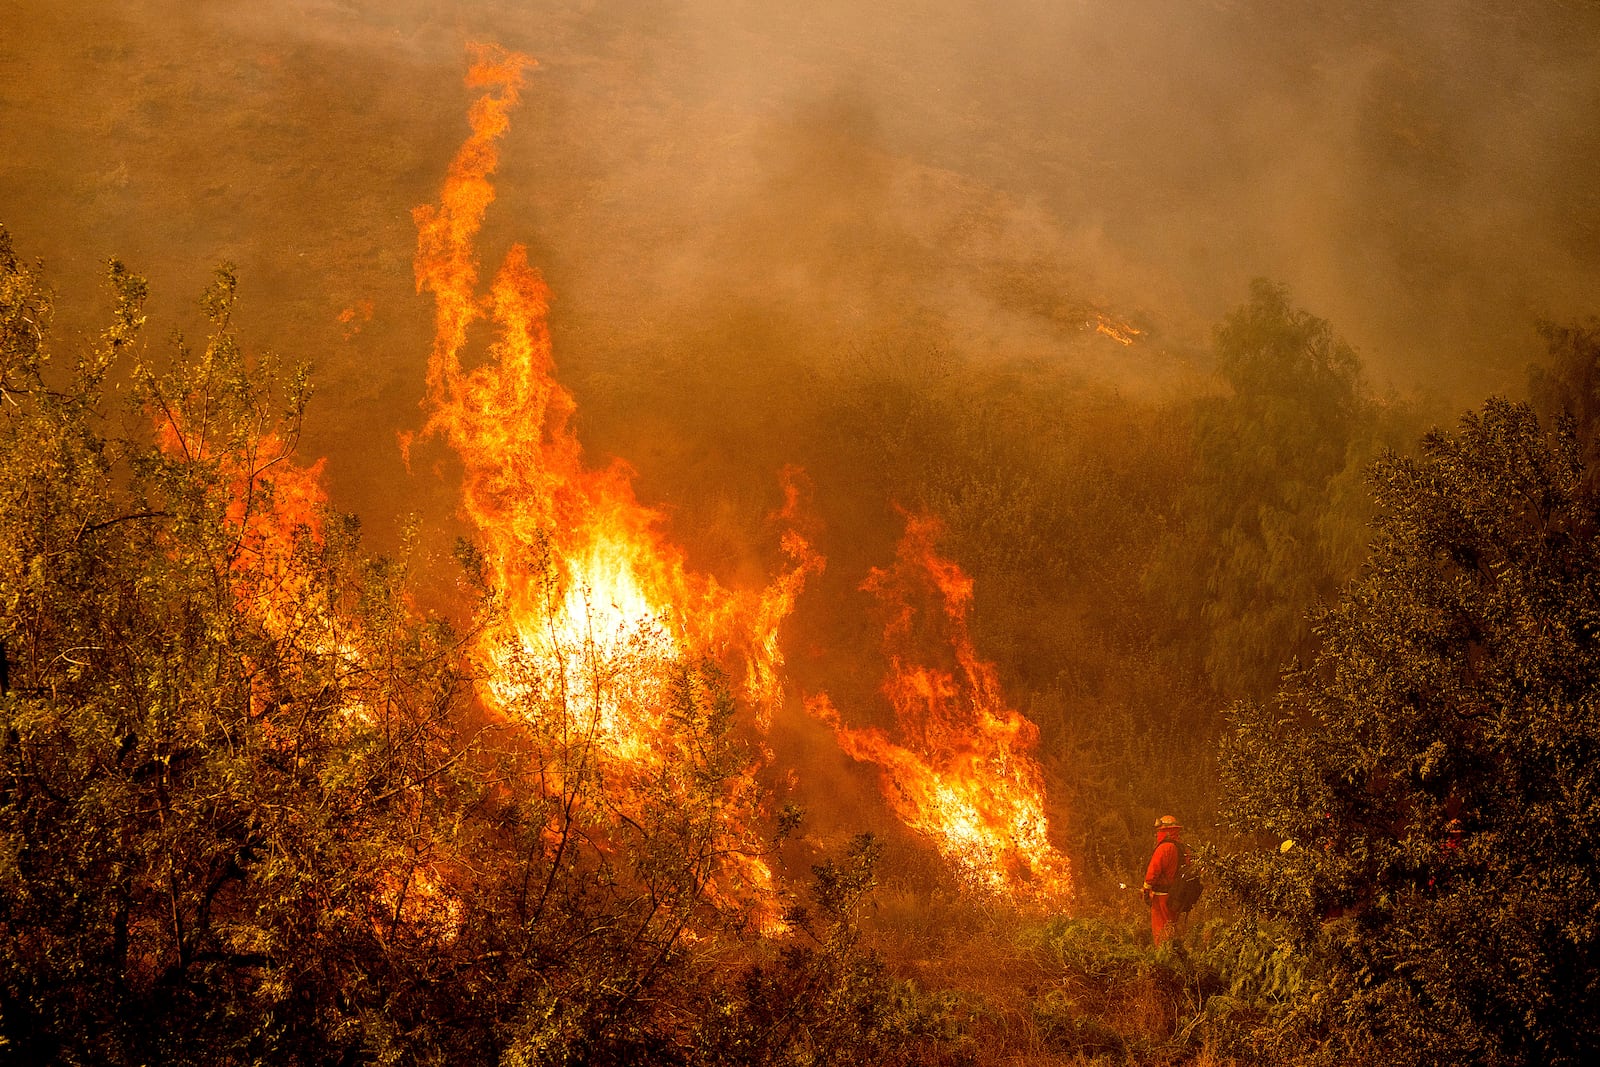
4,1 -> 1597,522
5,0 -> 1600,912
4,0 -> 1599,737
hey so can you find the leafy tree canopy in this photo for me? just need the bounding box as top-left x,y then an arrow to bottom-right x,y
1145,279 -> 1402,699
1217,392 -> 1600,1066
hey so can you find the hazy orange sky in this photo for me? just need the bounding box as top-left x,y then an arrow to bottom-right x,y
4,0 -> 1598,536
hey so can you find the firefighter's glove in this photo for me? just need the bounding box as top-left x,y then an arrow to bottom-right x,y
1141,883 -> 1153,905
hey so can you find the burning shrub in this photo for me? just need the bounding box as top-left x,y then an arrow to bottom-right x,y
810,513 -> 1073,907
0,227 -> 964,1065
0,232 -> 475,1062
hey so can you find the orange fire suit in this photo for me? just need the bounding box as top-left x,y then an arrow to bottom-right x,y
1143,827 -> 1183,943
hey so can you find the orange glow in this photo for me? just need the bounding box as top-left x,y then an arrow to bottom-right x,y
154,416 -> 329,637
373,865 -> 464,948
225,438 -> 329,634
811,514 -> 1073,906
1093,312 -> 1142,346
412,45 -> 820,925
337,299 -> 374,339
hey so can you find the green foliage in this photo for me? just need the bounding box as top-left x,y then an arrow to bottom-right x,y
0,230 -> 958,1066
1215,394 -> 1600,1065
1144,280 -> 1398,698
1022,914 -> 1305,1063
1,233 -> 473,1063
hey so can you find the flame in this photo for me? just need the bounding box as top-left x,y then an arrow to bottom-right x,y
373,865 -> 464,948
1092,312 -> 1142,346
411,45 -> 819,924
811,513 -> 1073,906
224,440 -> 329,635
153,416 -> 329,637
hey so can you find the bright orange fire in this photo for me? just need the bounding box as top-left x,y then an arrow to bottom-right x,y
410,45 -> 819,921
810,513 -> 1073,906
154,414 -> 329,636
1093,312 -> 1142,346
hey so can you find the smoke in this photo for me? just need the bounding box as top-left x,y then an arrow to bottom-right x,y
4,0 -> 1598,899
3,0 -> 1598,573
2,0 -> 1592,617
6,2 -> 1593,412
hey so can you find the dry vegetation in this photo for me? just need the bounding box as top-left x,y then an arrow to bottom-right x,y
4,5 -> 1600,1063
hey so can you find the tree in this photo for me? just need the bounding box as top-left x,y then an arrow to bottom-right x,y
1215,395 -> 1600,1065
1144,280 -> 1392,699
0,228 -> 481,1063
1529,317 -> 1600,489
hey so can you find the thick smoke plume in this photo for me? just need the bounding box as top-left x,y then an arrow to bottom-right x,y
4,4 -> 1596,525
3,0 -> 1598,884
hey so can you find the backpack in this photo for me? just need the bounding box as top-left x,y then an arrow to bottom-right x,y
1169,842 -> 1203,914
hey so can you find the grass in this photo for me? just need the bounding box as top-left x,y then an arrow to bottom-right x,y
851,884 -> 1286,1066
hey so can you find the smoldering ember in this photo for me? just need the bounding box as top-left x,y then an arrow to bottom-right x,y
2,4 -> 1598,1066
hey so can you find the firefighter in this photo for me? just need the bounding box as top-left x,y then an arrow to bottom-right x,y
1142,814 -> 1184,944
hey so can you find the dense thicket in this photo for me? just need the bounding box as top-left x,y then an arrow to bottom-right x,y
1142,279 -> 1389,696
14,223 -> 1596,1065
1216,393 -> 1600,1065
0,230 -> 945,1066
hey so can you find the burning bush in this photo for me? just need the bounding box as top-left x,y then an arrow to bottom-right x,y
0,226 -> 957,1064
